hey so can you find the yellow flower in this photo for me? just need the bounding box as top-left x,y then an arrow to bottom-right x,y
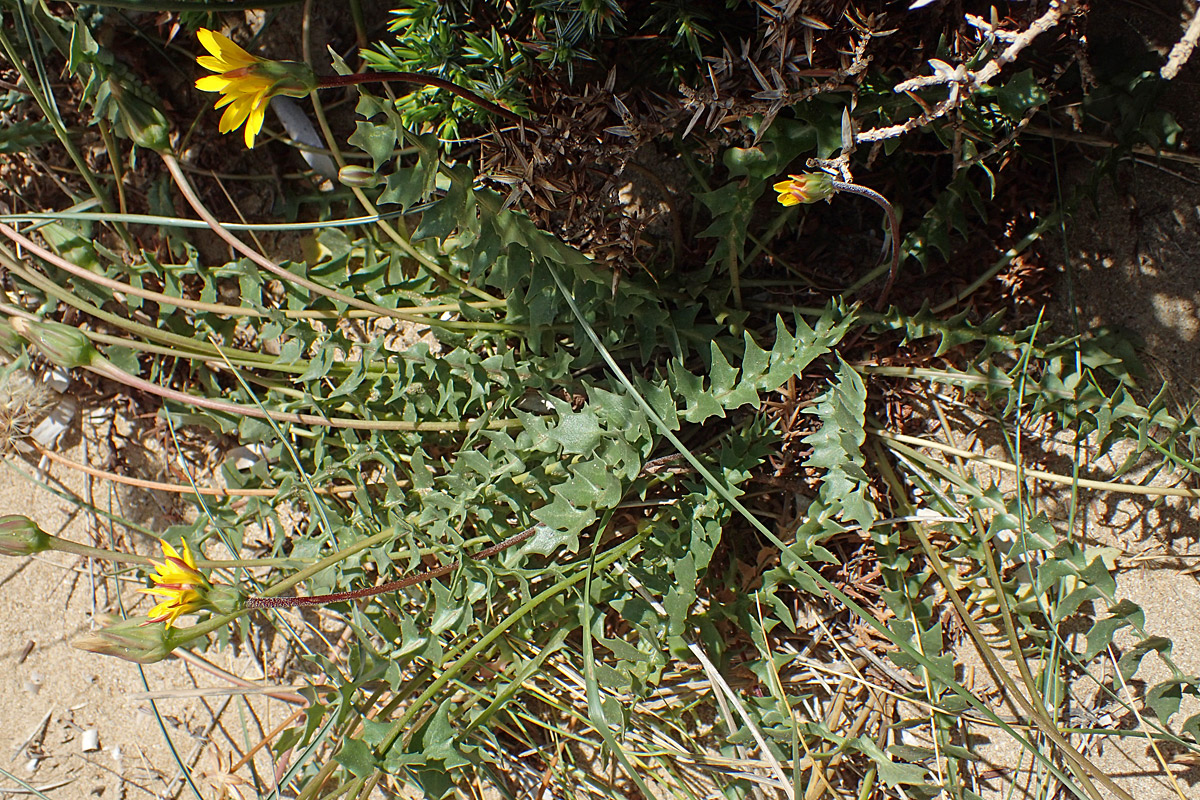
194,28 -> 315,148
773,172 -> 835,206
140,539 -> 211,628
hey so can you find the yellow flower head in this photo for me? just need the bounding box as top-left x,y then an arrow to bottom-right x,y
194,29 -> 316,148
140,539 -> 211,628
773,172 -> 835,206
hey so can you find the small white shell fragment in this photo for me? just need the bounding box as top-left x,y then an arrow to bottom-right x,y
227,443 -> 271,471
24,757 -> 38,774
31,395 -> 77,448
23,681 -> 40,695
42,366 -> 71,393
81,729 -> 100,752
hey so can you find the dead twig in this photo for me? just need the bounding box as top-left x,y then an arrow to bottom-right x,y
1161,6 -> 1200,80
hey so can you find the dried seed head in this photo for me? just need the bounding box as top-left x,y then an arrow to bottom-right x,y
0,366 -> 55,456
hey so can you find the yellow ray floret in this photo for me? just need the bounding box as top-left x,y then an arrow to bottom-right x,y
193,28 -> 315,149
144,587 -> 207,629
773,173 -> 834,206
196,28 -> 259,74
140,539 -> 210,628
773,179 -> 802,206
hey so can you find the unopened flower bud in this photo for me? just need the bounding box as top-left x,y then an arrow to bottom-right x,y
338,165 -> 381,188
108,78 -> 171,153
773,172 -> 835,206
10,319 -> 97,369
73,614 -> 175,664
0,515 -> 51,557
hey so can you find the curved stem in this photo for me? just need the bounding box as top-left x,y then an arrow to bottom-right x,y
0,244 -> 227,358
162,155 -> 417,323
245,524 -> 538,609
42,533 -> 300,569
876,430 -> 1200,499
164,153 -> 510,328
249,528 -> 394,601
318,72 -> 522,125
305,88 -> 502,306
830,180 -> 900,309
0,221 -> 505,321
86,356 -> 522,432
1,222 -> 257,318
35,444 -> 372,497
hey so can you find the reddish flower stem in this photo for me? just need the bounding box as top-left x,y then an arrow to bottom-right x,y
245,525 -> 540,609
318,72 -> 523,125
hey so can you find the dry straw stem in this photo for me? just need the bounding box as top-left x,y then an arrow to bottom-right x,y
876,430 -> 1200,499
856,0 -> 1080,144
614,562 -> 793,798
870,447 -> 1132,800
33,444 -> 365,497
1162,6 -> 1200,80
1107,647 -> 1191,800
1023,125 -> 1200,166
173,648 -> 306,705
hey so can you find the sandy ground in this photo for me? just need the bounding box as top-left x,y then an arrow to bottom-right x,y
5,6 -> 1200,800
6,158 -> 1200,800
0,420 -> 301,800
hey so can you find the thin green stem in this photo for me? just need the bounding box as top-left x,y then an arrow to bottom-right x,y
318,72 -> 522,124
65,0 -> 301,8
255,529 -> 395,600
299,23 -> 503,307
43,533 -> 302,569
245,525 -> 538,609
1,210 -> 411,231
930,214 -> 1057,314
162,154 -> 498,325
0,25 -> 117,221
0,220 -> 505,322
0,246 -> 228,358
85,355 -> 522,432
372,531 -> 647,758
875,430 -> 1200,499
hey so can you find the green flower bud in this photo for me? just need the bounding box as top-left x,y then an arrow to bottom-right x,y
0,515 -> 51,557
10,319 -> 97,369
73,614 -> 175,664
773,172 -> 835,206
108,78 -> 171,153
338,165 -> 381,188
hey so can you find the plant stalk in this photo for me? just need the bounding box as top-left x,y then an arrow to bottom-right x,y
318,72 -> 522,124
245,524 -> 539,608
